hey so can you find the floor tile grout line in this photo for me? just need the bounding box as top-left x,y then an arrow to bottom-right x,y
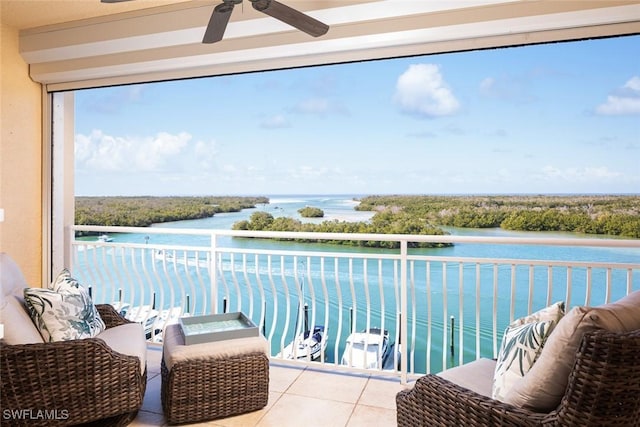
281,368 -> 373,406
251,389 -> 289,427
270,364 -> 307,394
354,376 -> 370,406
339,375 -> 372,427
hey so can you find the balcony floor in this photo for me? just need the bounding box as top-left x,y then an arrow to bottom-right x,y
133,345 -> 408,426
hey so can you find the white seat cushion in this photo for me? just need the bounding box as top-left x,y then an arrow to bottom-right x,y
0,253 -> 44,344
2,295 -> 45,344
437,358 -> 496,398
95,322 -> 147,375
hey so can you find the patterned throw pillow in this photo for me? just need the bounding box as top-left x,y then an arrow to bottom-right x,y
23,270 -> 105,342
510,301 -> 565,327
505,291 -> 640,412
49,268 -> 87,293
492,301 -> 565,402
492,321 -> 553,401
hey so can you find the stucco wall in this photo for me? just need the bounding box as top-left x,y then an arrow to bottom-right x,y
0,22 -> 43,285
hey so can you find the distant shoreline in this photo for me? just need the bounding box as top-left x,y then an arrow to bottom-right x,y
75,194 -> 640,239
355,194 -> 640,239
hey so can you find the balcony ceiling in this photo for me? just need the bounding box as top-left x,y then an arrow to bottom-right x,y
1,0 -> 187,29
4,0 -> 640,89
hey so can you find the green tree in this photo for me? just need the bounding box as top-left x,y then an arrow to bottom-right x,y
248,211 -> 274,230
298,206 -> 324,218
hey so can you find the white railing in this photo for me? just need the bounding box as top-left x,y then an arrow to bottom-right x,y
70,225 -> 640,383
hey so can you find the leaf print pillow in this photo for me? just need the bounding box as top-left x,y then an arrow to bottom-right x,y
23,270 -> 105,342
492,320 -> 552,402
510,301 -> 565,327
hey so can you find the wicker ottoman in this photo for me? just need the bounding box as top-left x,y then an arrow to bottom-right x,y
161,323 -> 269,425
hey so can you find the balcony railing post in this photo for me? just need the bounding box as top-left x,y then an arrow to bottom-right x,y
400,239 -> 408,384
210,232 -> 218,314
68,226 -> 76,273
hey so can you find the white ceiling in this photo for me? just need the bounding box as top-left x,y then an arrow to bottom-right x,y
6,0 -> 640,89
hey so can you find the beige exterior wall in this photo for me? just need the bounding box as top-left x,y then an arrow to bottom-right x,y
0,22 -> 43,285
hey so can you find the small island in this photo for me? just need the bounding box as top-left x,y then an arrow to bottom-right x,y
298,206 -> 324,218
231,211 -> 452,249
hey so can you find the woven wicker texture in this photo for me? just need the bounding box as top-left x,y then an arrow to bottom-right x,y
397,329 -> 640,427
0,304 -> 146,427
161,351 -> 269,425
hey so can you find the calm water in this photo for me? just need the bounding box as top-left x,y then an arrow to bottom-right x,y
139,194 -> 639,263
83,195 -> 640,372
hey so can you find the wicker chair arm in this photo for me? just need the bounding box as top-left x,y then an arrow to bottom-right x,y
0,338 -> 145,426
554,329 -> 640,426
397,374 -> 554,427
96,303 -> 131,328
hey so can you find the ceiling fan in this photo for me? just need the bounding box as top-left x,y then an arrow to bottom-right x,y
101,0 -> 330,44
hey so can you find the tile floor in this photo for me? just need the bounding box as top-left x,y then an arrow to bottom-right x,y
131,345 -> 410,427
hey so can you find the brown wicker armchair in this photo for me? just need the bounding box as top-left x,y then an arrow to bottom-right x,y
0,303 -> 147,427
397,329 -> 640,426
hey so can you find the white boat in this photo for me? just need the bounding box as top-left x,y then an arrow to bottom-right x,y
151,306 -> 187,343
278,263 -> 329,360
341,327 -> 392,370
111,302 -> 159,338
97,234 -> 113,242
278,325 -> 327,360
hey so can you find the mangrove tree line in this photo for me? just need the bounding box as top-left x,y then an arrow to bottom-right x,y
232,210 -> 451,249
75,196 -> 268,228
355,195 -> 640,238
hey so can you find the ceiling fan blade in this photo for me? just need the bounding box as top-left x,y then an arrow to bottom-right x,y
250,0 -> 329,38
203,2 -> 235,44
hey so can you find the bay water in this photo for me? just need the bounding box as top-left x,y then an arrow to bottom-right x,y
87,195 -> 640,373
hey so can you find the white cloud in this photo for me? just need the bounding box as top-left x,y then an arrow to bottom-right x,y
127,85 -> 144,101
136,132 -> 190,171
260,114 -> 290,129
479,77 -> 495,94
292,97 -> 349,116
296,98 -> 330,114
194,140 -> 219,171
538,165 -> 622,182
81,84 -> 147,114
478,74 -> 535,103
407,130 -> 437,139
625,76 -> 640,91
75,130 -> 132,171
75,130 -> 191,172
289,165 -> 329,179
394,64 -> 460,117
595,76 -> 640,115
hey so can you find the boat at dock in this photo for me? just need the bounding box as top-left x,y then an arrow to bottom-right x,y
278,325 -> 327,360
341,327 -> 396,370
111,302 -> 158,338
111,301 -> 184,341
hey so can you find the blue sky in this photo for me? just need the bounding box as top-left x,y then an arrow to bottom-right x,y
75,35 -> 639,196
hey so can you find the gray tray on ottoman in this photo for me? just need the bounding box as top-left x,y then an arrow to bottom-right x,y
179,312 -> 259,345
